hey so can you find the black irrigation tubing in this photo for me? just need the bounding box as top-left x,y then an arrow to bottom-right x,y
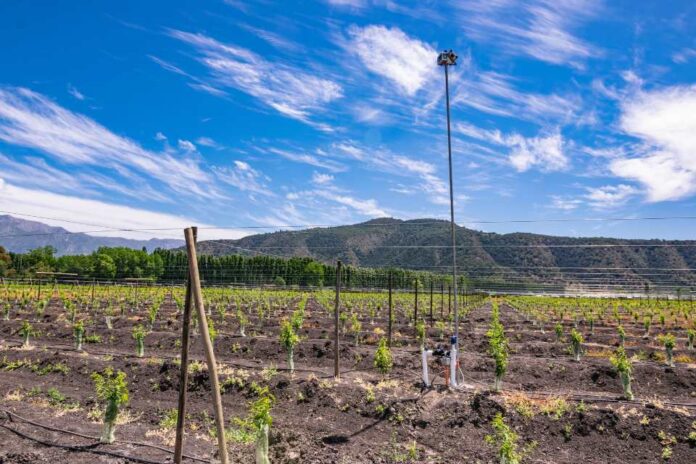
0,338 -> 358,379
0,423 -> 163,464
0,409 -> 209,463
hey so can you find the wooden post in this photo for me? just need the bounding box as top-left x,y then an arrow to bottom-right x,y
183,228 -> 228,464
174,227 -> 196,464
334,261 -> 342,379
414,279 -> 418,324
448,285 -> 452,316
429,281 -> 433,325
387,272 -> 393,347
37,278 -> 41,300
440,282 -> 444,319
91,279 -> 96,311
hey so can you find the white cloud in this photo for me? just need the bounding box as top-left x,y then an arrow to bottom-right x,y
0,180 -> 246,240
312,172 -> 334,185
195,136 -> 220,148
314,190 -> 387,217
509,132 -> 567,172
67,84 -> 85,101
610,85 -> 696,202
583,184 -> 638,209
456,123 -> 568,173
550,195 -> 582,211
168,30 -> 343,128
214,160 -> 273,197
155,132 -> 167,141
455,0 -> 602,68
344,25 -> 437,96
0,87 -> 219,199
672,48 -> 696,64
267,148 -> 347,172
178,139 -> 196,152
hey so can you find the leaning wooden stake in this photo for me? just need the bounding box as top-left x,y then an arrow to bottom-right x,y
334,260 -> 342,379
184,227 -> 229,464
174,227 -> 197,464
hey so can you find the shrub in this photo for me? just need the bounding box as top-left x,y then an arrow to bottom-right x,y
554,323 -> 563,342
91,368 -> 129,443
415,319 -> 426,350
687,329 -> 695,351
658,333 -> 676,367
232,386 -> 275,464
609,347 -> 634,400
350,313 -> 362,346
569,329 -> 584,362
73,320 -> 85,351
617,325 -> 626,347
19,320 -> 34,348
487,304 -> 509,392
485,413 -> 521,464
132,324 -> 146,357
280,320 -> 299,374
374,337 -> 393,376
237,308 -> 248,337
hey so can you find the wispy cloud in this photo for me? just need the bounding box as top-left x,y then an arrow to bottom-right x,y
456,122 -> 568,172
609,85 -> 696,202
267,147 -> 347,172
166,29 -> 343,130
0,179 -> 246,240
454,0 -> 603,68
0,87 -> 220,199
67,84 -> 85,101
214,160 -> 274,197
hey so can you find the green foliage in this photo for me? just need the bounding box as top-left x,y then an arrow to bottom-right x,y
569,329 -> 584,361
610,346 -> 634,400
19,320 -> 34,346
485,413 -> 522,464
554,323 -> 563,341
374,337 -> 393,375
487,302 -> 509,391
415,319 -> 426,347
279,320 -> 299,351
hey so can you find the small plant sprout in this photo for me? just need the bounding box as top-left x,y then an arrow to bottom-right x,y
610,346 -> 634,400
617,325 -> 626,347
415,319 -> 426,350
19,320 -> 34,348
643,316 -> 651,338
485,412 -> 521,464
487,304 -> 509,392
73,320 -> 85,351
435,320 -> 446,340
569,329 -> 584,362
207,317 -> 218,343
132,324 -> 146,357
233,386 -> 275,464
91,367 -> 129,444
374,337 -> 393,377
349,312 -> 362,346
687,328 -> 695,350
554,323 -> 563,342
237,308 -> 248,337
658,333 -> 676,367
280,320 -> 299,374
2,302 -> 10,321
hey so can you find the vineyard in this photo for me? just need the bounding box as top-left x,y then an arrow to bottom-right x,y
0,281 -> 694,463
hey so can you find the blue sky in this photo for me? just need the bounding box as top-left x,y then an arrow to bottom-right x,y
0,0 -> 695,241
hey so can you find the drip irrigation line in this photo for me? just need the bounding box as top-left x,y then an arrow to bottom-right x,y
0,409 -> 208,463
0,423 -> 164,464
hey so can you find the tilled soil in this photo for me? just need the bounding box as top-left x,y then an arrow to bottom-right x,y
0,298 -> 695,463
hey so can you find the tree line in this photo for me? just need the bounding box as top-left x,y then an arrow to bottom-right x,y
1,245 -> 472,291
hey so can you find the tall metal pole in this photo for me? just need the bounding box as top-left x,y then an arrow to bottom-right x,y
439,50 -> 459,388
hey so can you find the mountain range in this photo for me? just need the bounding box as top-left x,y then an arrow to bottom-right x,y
3,215 -> 695,289
192,218 -> 696,289
0,215 -> 183,255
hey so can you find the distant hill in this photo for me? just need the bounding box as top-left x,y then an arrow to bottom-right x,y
0,215 -> 183,255
191,218 -> 696,288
